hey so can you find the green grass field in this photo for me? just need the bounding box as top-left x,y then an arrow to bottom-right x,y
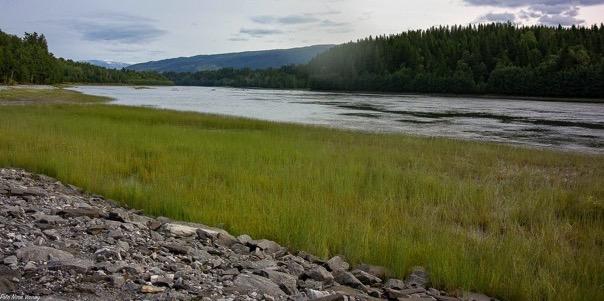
0,88 -> 602,300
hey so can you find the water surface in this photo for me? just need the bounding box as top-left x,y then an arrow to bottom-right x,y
71,86 -> 604,153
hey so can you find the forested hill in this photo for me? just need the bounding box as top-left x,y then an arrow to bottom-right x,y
166,23 -> 604,98
0,30 -> 171,85
128,45 -> 334,72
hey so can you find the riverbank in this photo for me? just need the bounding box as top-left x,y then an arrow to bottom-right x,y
0,88 -> 602,300
1,167 -> 497,300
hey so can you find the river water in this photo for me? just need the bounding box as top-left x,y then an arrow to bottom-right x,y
70,86 -> 604,153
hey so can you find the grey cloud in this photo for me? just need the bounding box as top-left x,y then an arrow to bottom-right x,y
69,12 -> 165,44
251,14 -> 319,25
464,0 -> 603,26
476,12 -> 517,23
463,0 -> 604,7
81,25 -> 165,43
228,37 -> 249,42
539,14 -> 585,26
239,28 -> 284,37
320,20 -> 349,27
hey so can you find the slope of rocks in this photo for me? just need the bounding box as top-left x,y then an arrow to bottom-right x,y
0,168 -> 497,301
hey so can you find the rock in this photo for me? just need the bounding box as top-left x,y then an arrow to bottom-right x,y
163,223 -> 197,237
406,266 -> 430,288
105,209 -> 129,222
215,232 -> 238,248
385,287 -> 426,298
352,269 -> 382,285
33,213 -> 65,225
150,274 -> 174,287
58,207 -> 102,218
16,246 -> 73,262
23,261 -> 37,271
306,289 -> 331,299
3,256 -> 18,266
140,285 -> 165,293
231,273 -> 286,297
253,239 -> 283,254
304,266 -> 334,284
147,219 -> 163,231
259,269 -> 298,295
313,293 -> 346,301
110,274 -> 125,288
230,243 -> 251,254
163,243 -> 192,255
332,269 -> 364,289
384,278 -> 406,290
355,263 -> 387,280
237,234 -> 253,245
47,258 -> 94,273
327,255 -> 350,272
42,229 -> 60,241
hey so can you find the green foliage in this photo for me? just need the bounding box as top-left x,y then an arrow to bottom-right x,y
0,89 -> 603,300
167,23 -> 604,98
0,29 -> 172,85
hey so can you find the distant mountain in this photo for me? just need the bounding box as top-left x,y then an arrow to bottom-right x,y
127,45 -> 334,73
84,60 -> 130,70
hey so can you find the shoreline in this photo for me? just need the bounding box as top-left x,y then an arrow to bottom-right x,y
2,83 -> 603,103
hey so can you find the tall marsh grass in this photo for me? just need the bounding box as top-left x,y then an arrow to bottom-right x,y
0,90 -> 602,300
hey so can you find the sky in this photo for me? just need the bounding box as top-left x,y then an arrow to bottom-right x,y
1,0 -> 603,64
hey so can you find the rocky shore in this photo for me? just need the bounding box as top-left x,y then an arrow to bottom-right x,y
0,168 -> 496,301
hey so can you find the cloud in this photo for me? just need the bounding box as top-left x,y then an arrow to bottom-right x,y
319,20 -> 349,27
251,14 -> 320,25
539,14 -> 585,26
475,12 -> 517,23
463,0 -> 604,26
239,28 -> 284,38
68,12 -> 165,44
228,37 -> 249,42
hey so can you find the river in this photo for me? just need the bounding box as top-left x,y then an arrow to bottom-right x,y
70,86 -> 604,153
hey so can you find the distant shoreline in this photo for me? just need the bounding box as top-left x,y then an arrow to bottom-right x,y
2,83 -> 603,103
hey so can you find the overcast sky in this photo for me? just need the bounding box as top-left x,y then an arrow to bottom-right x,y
1,0 -> 603,64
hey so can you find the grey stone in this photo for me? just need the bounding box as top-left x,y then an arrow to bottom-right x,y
163,223 -> 197,237
259,269 -> 298,295
405,266 -> 430,288
231,273 -> 286,297
16,246 -> 73,262
384,278 -> 406,290
304,266 -> 334,284
327,255 -> 350,272
3,256 -> 18,266
332,269 -> 364,289
352,269 -> 382,285
47,258 -> 94,273
58,207 -> 102,218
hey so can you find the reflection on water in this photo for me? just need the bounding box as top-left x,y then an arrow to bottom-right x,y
70,86 -> 604,153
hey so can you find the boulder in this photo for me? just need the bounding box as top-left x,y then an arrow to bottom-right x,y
332,269 -> 364,289
231,273 -> 286,297
304,266 -> 334,284
327,255 -> 350,272
163,223 -> 197,237
384,278 -> 406,290
47,258 -> 94,273
352,269 -> 382,285
259,269 -> 298,295
405,266 -> 430,288
16,246 -> 74,262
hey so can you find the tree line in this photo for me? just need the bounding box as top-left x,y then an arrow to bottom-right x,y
166,23 -> 604,98
0,30 -> 172,85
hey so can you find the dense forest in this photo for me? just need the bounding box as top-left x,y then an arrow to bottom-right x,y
0,30 -> 171,85
166,23 -> 604,98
